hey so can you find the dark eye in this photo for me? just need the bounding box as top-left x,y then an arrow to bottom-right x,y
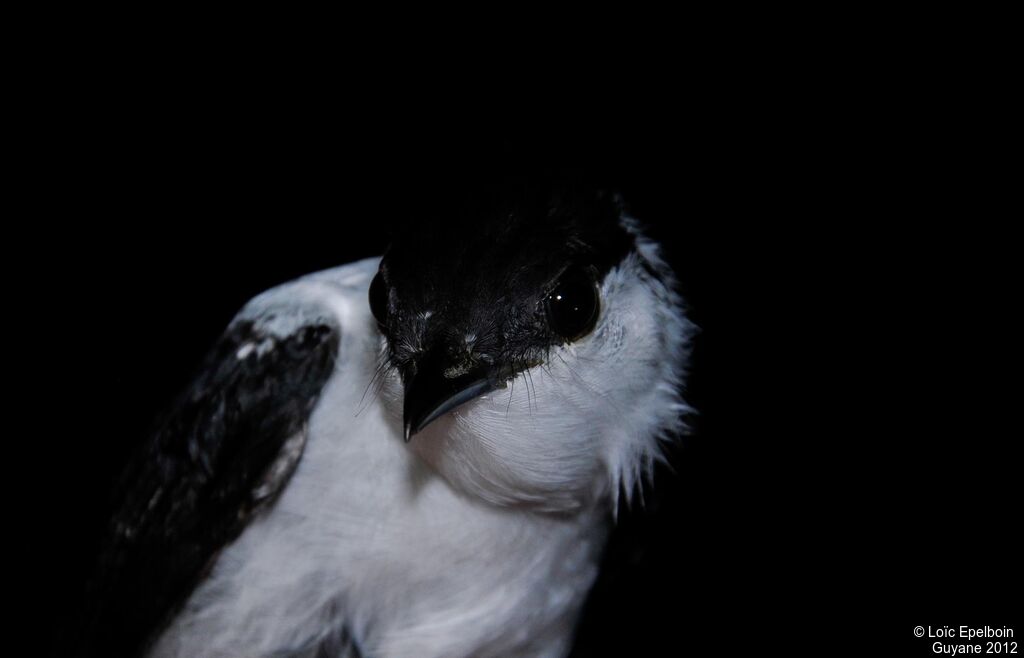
545,266 -> 600,341
369,271 -> 388,325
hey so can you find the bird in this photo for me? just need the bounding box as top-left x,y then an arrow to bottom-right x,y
71,185 -> 695,657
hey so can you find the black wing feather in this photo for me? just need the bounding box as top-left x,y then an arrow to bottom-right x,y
69,318 -> 339,658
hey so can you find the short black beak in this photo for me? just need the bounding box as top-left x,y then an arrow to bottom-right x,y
403,351 -> 496,442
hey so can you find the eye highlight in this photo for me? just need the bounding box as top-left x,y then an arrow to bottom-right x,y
545,266 -> 600,341
368,271 -> 388,325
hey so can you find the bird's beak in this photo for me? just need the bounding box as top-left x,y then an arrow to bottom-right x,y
403,351 -> 496,442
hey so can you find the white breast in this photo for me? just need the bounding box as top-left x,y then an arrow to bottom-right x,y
148,258 -> 609,658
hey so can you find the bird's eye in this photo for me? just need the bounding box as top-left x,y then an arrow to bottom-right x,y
369,272 -> 388,325
545,266 -> 600,341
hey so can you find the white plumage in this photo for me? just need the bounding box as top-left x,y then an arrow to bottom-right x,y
147,218 -> 693,657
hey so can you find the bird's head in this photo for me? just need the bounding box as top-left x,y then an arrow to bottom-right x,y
373,187 -> 694,513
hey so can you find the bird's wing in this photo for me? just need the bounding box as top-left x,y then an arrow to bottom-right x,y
73,297 -> 344,657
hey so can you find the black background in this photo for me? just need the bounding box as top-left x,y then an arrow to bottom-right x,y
21,53 -> 1019,656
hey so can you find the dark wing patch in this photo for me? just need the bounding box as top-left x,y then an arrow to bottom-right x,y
72,318 -> 339,658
